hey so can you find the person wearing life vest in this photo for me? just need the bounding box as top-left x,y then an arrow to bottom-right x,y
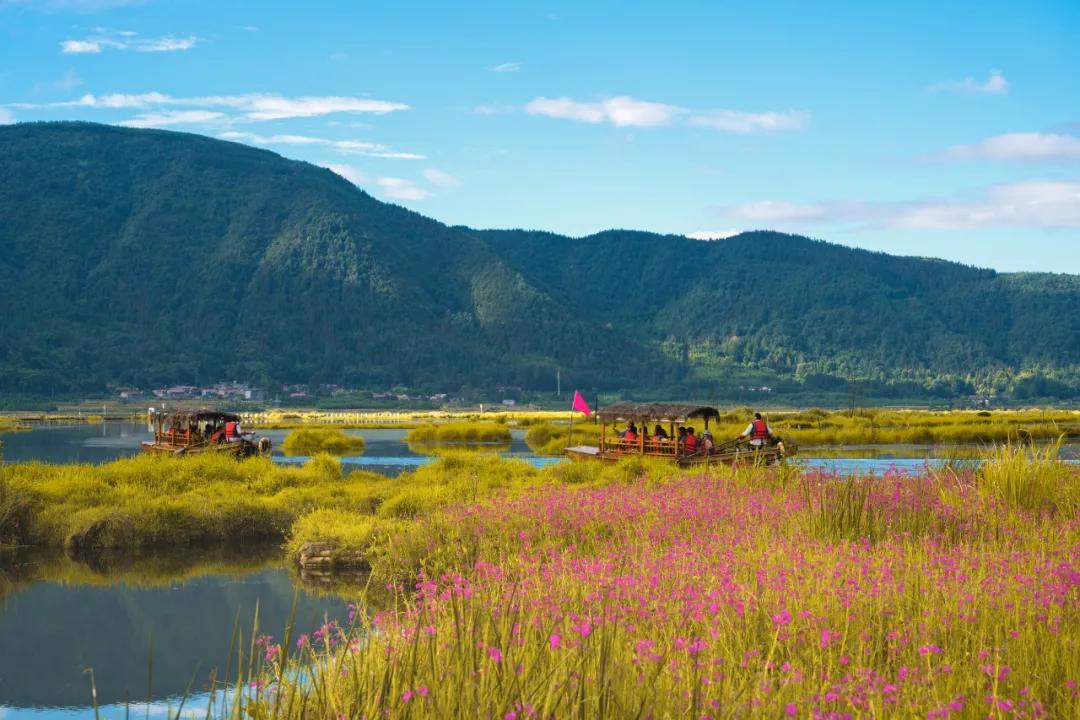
683,427 -> 699,453
736,412 -> 773,448
224,420 -> 242,442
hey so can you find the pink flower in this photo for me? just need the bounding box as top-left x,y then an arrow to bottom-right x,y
772,609 -> 792,627
820,629 -> 834,648
549,634 -> 561,649
785,703 -> 797,716
488,646 -> 504,663
402,690 -> 413,702
418,686 -> 429,697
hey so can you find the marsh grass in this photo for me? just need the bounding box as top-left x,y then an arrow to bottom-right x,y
405,422 -> 512,444
280,428 -> 365,456
976,437 -> 1077,514
213,452 -> 1080,720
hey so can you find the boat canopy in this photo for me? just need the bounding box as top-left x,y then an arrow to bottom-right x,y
596,403 -> 721,424
155,409 -> 241,424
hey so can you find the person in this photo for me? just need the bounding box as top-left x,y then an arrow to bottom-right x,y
622,422 -> 638,443
224,419 -> 243,442
683,427 -> 699,453
736,412 -> 772,448
701,430 -> 715,455
653,424 -> 669,440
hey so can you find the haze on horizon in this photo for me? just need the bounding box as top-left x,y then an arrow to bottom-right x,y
1,0 -> 1077,274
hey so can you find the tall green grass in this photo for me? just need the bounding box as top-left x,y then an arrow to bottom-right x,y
976,438 -> 1078,514
280,427 -> 365,456
406,421 -> 512,444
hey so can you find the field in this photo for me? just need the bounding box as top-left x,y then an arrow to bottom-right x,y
203,445 -> 1079,718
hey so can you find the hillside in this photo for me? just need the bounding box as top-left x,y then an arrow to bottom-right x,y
1,122 -> 1077,400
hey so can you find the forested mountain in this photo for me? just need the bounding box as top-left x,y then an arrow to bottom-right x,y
1,122 -> 1077,400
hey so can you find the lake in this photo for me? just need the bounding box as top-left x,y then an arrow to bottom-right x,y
0,548 -> 350,719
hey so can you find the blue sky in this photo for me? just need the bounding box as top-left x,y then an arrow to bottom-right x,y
2,0 -> 1078,273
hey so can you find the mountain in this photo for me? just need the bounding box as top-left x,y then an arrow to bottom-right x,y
1,122 -> 1077,400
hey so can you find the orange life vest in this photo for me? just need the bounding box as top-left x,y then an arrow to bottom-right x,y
224,421 -> 239,439
624,431 -> 638,442
751,418 -> 770,440
684,434 -> 699,451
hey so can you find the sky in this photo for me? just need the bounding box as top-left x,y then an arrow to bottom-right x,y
1,0 -> 1078,273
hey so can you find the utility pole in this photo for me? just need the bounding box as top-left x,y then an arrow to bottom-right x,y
557,369 -> 561,398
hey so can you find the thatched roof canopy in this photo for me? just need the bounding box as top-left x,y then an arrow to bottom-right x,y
159,409 -> 241,423
596,403 -> 720,423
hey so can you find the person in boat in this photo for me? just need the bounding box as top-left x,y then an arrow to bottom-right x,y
224,419 -> 244,443
683,427 -> 699,453
653,424 -> 669,440
701,430 -> 715,455
621,422 -> 638,443
737,412 -> 773,448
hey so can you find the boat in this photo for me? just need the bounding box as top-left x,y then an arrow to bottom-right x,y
141,409 -> 272,458
564,402 -> 794,467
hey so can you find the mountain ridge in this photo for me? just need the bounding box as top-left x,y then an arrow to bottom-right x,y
1,122 -> 1077,400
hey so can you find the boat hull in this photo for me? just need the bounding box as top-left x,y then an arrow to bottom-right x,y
140,439 -> 267,458
563,444 -> 794,467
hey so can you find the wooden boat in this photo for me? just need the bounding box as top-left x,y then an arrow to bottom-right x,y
564,402 -> 794,467
141,409 -> 272,458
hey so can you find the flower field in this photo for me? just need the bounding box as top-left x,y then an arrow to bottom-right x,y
235,451 -> 1079,719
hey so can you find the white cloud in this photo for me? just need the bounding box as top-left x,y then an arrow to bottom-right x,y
219,130 -> 327,145
137,35 -> 197,52
61,39 -> 102,54
0,108 -> 14,124
688,109 -> 810,134
376,177 -> 430,201
218,131 -> 425,159
423,168 -> 460,187
57,91 -> 170,108
40,91 -> 410,122
60,32 -> 197,54
318,162 -> 366,186
489,62 -> 521,73
118,110 -> 226,128
204,94 -> 408,120
928,70 -> 1009,95
241,25 -> 260,32
729,201 -> 827,222
525,95 -> 808,133
524,95 -> 686,127
686,229 -> 742,240
940,132 -> 1080,163
724,181 -> 1080,231
894,181 -> 1080,229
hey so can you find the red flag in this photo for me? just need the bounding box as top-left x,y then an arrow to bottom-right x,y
572,390 -> 592,416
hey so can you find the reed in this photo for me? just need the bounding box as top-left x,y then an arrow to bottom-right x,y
405,421 -> 512,444
280,427 -> 365,456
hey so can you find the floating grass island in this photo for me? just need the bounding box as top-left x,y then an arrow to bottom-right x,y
281,427 -> 366,456
405,421 -> 512,445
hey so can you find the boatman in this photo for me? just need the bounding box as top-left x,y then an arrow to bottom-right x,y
736,412 -> 772,448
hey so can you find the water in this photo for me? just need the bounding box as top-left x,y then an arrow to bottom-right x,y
0,549 -> 350,718
0,423 -> 555,474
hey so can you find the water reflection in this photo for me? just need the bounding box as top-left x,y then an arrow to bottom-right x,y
0,547 -> 353,711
